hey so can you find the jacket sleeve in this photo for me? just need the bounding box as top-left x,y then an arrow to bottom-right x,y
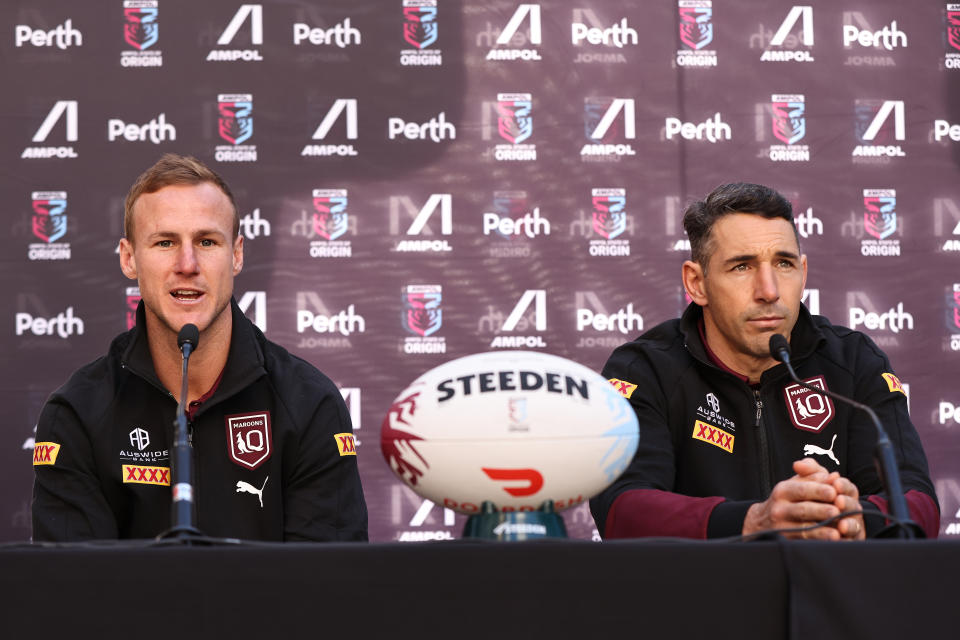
282,387 -> 368,542
31,397 -> 119,541
846,335 -> 940,538
590,345 -> 732,539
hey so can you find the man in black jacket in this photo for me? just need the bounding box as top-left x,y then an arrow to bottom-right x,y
32,154 -> 367,541
591,182 -> 938,540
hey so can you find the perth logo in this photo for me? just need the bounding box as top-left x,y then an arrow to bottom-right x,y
215,94 -> 257,162
295,292 -> 363,349
121,1 -> 162,67
15,18 -> 82,50
571,10 -> 637,64
16,305 -> 84,339
676,1 -> 717,67
28,191 -> 71,261
401,0 -> 441,66
108,113 -> 176,144
208,4 -> 263,61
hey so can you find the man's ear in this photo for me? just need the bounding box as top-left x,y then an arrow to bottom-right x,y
682,260 -> 708,306
232,234 -> 244,275
119,238 -> 137,280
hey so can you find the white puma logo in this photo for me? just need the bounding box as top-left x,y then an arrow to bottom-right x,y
236,476 -> 269,508
803,434 -> 839,466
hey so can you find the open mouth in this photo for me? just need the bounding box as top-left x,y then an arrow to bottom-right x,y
171,289 -> 203,302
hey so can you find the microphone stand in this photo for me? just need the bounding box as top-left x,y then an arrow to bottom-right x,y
770,335 -> 922,539
157,324 -> 204,542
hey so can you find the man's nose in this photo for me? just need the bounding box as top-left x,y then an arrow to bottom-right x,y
755,264 -> 780,302
175,244 -> 199,274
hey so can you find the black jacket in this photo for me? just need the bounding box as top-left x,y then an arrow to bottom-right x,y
590,303 -> 938,539
32,299 -> 368,541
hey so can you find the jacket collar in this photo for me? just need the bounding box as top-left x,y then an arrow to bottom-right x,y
679,302 -> 825,375
121,298 -> 267,410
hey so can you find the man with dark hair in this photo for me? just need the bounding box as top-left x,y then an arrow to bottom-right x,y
32,154 -> 368,541
591,182 -> 938,540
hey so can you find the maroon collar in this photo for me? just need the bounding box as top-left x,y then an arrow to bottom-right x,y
697,318 -> 751,385
186,367 -> 225,421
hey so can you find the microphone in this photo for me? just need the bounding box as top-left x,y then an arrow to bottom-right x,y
768,334 -> 921,538
159,324 -> 203,541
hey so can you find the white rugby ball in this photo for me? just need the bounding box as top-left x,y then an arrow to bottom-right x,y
380,351 -> 639,514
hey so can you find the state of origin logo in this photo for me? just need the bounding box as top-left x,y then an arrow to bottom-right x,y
215,94 -> 257,162
309,189 -> 352,258
492,93 -> 536,161
402,285 -> 446,354
588,188 -> 630,256
400,0 -> 442,66
767,94 -> 810,162
121,1 -> 162,67
28,191 -> 71,261
676,1 -> 717,67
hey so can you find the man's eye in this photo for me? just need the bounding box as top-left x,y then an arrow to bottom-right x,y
156,240 -> 172,248
733,264 -> 747,271
200,239 -> 215,247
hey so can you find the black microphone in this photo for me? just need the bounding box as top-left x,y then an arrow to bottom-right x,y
768,334 -> 921,538
159,324 -> 203,541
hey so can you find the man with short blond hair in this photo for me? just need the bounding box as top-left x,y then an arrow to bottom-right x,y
32,154 -> 367,541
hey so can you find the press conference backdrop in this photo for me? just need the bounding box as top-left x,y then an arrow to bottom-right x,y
2,0 -> 959,542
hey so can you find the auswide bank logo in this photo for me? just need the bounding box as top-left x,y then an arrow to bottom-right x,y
309,189 -> 352,258
402,285 -> 446,354
861,189 -> 900,257
122,1 -> 162,67
215,94 -> 257,162
676,1 -> 717,67
208,4 -> 263,61
768,94 -> 810,162
28,191 -> 71,261
582,98 -> 636,160
401,0 -> 441,66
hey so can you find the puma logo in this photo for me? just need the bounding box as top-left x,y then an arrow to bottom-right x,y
803,434 -> 839,466
236,476 -> 269,508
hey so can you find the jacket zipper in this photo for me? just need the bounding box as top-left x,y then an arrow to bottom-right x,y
753,389 -> 773,495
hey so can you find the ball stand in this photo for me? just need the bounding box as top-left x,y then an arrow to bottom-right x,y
462,500 -> 567,540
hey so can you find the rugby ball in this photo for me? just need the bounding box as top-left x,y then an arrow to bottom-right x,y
380,351 -> 639,514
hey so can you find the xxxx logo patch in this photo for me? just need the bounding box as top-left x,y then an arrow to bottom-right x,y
692,420 -> 734,453
608,378 -> 637,399
335,433 -> 357,456
33,442 -> 61,465
881,372 -> 906,396
122,464 -> 170,486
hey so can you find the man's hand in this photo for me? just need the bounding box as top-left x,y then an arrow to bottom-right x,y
742,458 -> 863,540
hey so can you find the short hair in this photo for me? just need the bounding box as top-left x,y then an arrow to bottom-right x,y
682,182 -> 797,270
124,153 -> 239,242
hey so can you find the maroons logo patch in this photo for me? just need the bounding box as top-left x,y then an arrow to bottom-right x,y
783,376 -> 835,432
225,412 -> 272,470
